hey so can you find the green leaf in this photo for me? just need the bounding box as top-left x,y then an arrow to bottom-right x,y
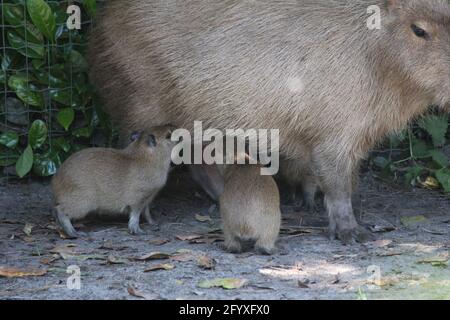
15,144 -> 33,177
7,31 -> 45,59
419,115 -> 448,147
8,74 -> 44,109
436,168 -> 450,192
83,0 -> 97,17
67,50 -> 88,71
411,138 -> 429,158
28,119 -> 48,149
0,149 -> 20,167
72,126 -> 93,138
373,156 -> 389,169
57,108 -> 75,131
405,165 -> 423,186
429,149 -> 449,168
49,88 -> 79,107
0,70 -> 5,84
0,132 -> 19,148
3,4 -> 44,44
389,131 -> 407,148
33,154 -> 56,176
26,0 -> 56,41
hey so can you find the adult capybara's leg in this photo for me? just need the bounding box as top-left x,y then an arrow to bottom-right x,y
314,154 -> 372,244
189,164 -> 224,201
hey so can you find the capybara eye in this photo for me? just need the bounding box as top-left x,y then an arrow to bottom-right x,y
130,132 -> 140,141
148,134 -> 157,147
165,132 -> 172,139
411,24 -> 427,39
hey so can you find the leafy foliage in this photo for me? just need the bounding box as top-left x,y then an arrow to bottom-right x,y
370,112 -> 450,193
1,0 -> 114,178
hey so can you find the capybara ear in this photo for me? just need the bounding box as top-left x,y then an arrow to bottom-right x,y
130,132 -> 141,142
148,134 -> 157,148
386,0 -> 402,12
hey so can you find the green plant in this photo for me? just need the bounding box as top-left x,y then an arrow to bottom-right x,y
370,112 -> 450,193
0,0 -> 114,178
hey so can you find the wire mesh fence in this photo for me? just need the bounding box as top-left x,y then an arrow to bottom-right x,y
0,0 -> 113,183
0,0 -> 449,193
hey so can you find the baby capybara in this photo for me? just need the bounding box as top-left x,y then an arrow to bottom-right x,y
219,165 -> 281,255
51,126 -> 175,238
88,0 -> 450,243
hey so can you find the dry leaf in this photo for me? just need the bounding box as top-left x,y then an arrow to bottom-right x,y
127,286 -> 158,300
135,252 -> 171,261
368,225 -> 396,233
176,234 -> 202,241
197,255 -> 216,270
195,214 -> 212,222
417,253 -> 449,267
144,264 -> 175,272
40,255 -> 60,265
198,278 -> 248,290
106,254 -> 128,265
171,252 -> 195,262
50,244 -> 77,254
149,238 -> 170,246
23,223 -> 34,236
0,266 -> 47,278
400,215 -> 428,227
298,280 -> 310,288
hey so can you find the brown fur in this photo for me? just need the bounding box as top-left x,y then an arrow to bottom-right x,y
219,165 -> 281,255
51,126 -> 175,238
88,0 -> 450,243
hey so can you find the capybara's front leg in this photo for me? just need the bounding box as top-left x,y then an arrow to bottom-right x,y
315,156 -> 372,244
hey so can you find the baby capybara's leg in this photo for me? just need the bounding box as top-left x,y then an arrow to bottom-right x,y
255,237 -> 277,255
128,204 -> 146,235
54,206 -> 79,239
222,225 -> 242,253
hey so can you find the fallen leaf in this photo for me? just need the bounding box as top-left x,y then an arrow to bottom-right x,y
144,263 -> 175,272
368,225 -> 396,233
195,214 -> 212,222
0,266 -> 47,278
149,238 -> 170,246
400,215 -> 428,227
171,252 -> 195,262
106,254 -> 128,265
23,223 -> 34,236
40,255 -> 60,265
127,286 -> 158,300
197,255 -> 216,270
298,280 -> 310,288
50,244 -> 77,254
135,252 -> 171,261
198,278 -> 248,290
176,234 -> 202,241
421,176 -> 440,189
417,253 -> 449,267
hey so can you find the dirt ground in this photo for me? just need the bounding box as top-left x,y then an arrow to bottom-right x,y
0,168 -> 449,300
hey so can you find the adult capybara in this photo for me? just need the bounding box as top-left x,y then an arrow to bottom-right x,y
88,0 -> 450,243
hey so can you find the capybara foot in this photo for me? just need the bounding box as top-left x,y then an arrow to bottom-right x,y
222,238 -> 242,254
255,244 -> 277,256
329,224 -> 373,244
55,208 -> 79,239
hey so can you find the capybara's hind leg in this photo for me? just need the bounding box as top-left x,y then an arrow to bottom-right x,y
55,206 -> 79,239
